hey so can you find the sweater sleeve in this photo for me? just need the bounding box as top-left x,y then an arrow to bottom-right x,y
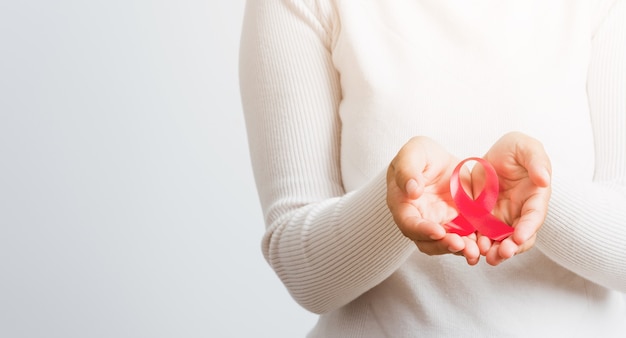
239,0 -> 415,314
536,0 -> 626,292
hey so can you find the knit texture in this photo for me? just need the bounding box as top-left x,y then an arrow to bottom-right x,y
240,0 -> 626,336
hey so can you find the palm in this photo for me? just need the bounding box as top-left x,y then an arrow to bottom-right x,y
386,136 -> 480,264
388,157 -> 464,228
496,174 -> 543,226
473,159 -> 539,227
388,133 -> 550,265
408,184 -> 458,226
469,132 -> 551,265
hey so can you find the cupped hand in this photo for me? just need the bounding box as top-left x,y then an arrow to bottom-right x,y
472,132 -> 552,266
387,136 -> 480,265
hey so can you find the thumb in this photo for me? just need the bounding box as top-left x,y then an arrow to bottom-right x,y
389,161 -> 426,200
518,140 -> 552,188
527,156 -> 551,187
390,136 -> 442,199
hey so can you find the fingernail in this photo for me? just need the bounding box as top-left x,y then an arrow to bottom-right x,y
406,179 -> 418,195
538,168 -> 551,187
517,229 -> 531,244
430,231 -> 444,241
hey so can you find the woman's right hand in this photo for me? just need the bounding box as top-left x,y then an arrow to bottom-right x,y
472,132 -> 552,266
386,137 -> 481,265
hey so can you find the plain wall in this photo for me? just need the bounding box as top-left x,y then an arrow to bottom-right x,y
0,1 -> 317,337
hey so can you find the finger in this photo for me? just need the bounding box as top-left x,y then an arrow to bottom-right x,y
517,138 -> 552,188
526,157 -> 551,188
406,177 -> 425,200
477,234 -> 493,256
461,236 -> 480,265
497,237 -> 518,260
511,187 -> 551,246
415,233 -> 466,256
396,212 -> 447,242
515,234 -> 537,255
391,137 -> 450,199
388,160 -> 425,200
389,140 -> 429,199
485,242 -> 505,266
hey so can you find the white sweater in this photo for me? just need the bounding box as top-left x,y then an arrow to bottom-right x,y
240,0 -> 626,336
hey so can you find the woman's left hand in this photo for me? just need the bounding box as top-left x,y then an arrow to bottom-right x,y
472,132 -> 552,266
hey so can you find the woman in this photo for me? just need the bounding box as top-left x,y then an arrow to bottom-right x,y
240,0 -> 626,336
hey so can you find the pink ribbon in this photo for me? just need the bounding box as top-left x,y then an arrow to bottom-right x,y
445,157 -> 513,241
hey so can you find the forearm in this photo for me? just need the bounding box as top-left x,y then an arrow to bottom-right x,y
261,171 -> 414,314
240,0 -> 414,313
537,0 -> 626,292
538,177 -> 626,292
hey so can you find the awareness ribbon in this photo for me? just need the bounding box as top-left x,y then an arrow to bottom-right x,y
445,157 -> 513,241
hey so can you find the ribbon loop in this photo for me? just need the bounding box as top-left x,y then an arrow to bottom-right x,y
446,157 -> 513,241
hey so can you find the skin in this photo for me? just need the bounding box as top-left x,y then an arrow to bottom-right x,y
473,132 -> 552,265
386,132 -> 552,266
386,136 -> 481,265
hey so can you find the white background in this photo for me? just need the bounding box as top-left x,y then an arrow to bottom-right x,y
0,1 -> 317,337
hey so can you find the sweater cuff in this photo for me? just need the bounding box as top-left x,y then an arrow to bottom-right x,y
536,174 -> 626,292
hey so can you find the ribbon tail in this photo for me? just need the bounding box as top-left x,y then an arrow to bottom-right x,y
473,215 -> 513,241
445,214 -> 475,236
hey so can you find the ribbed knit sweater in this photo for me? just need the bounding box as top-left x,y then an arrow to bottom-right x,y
239,0 -> 626,336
